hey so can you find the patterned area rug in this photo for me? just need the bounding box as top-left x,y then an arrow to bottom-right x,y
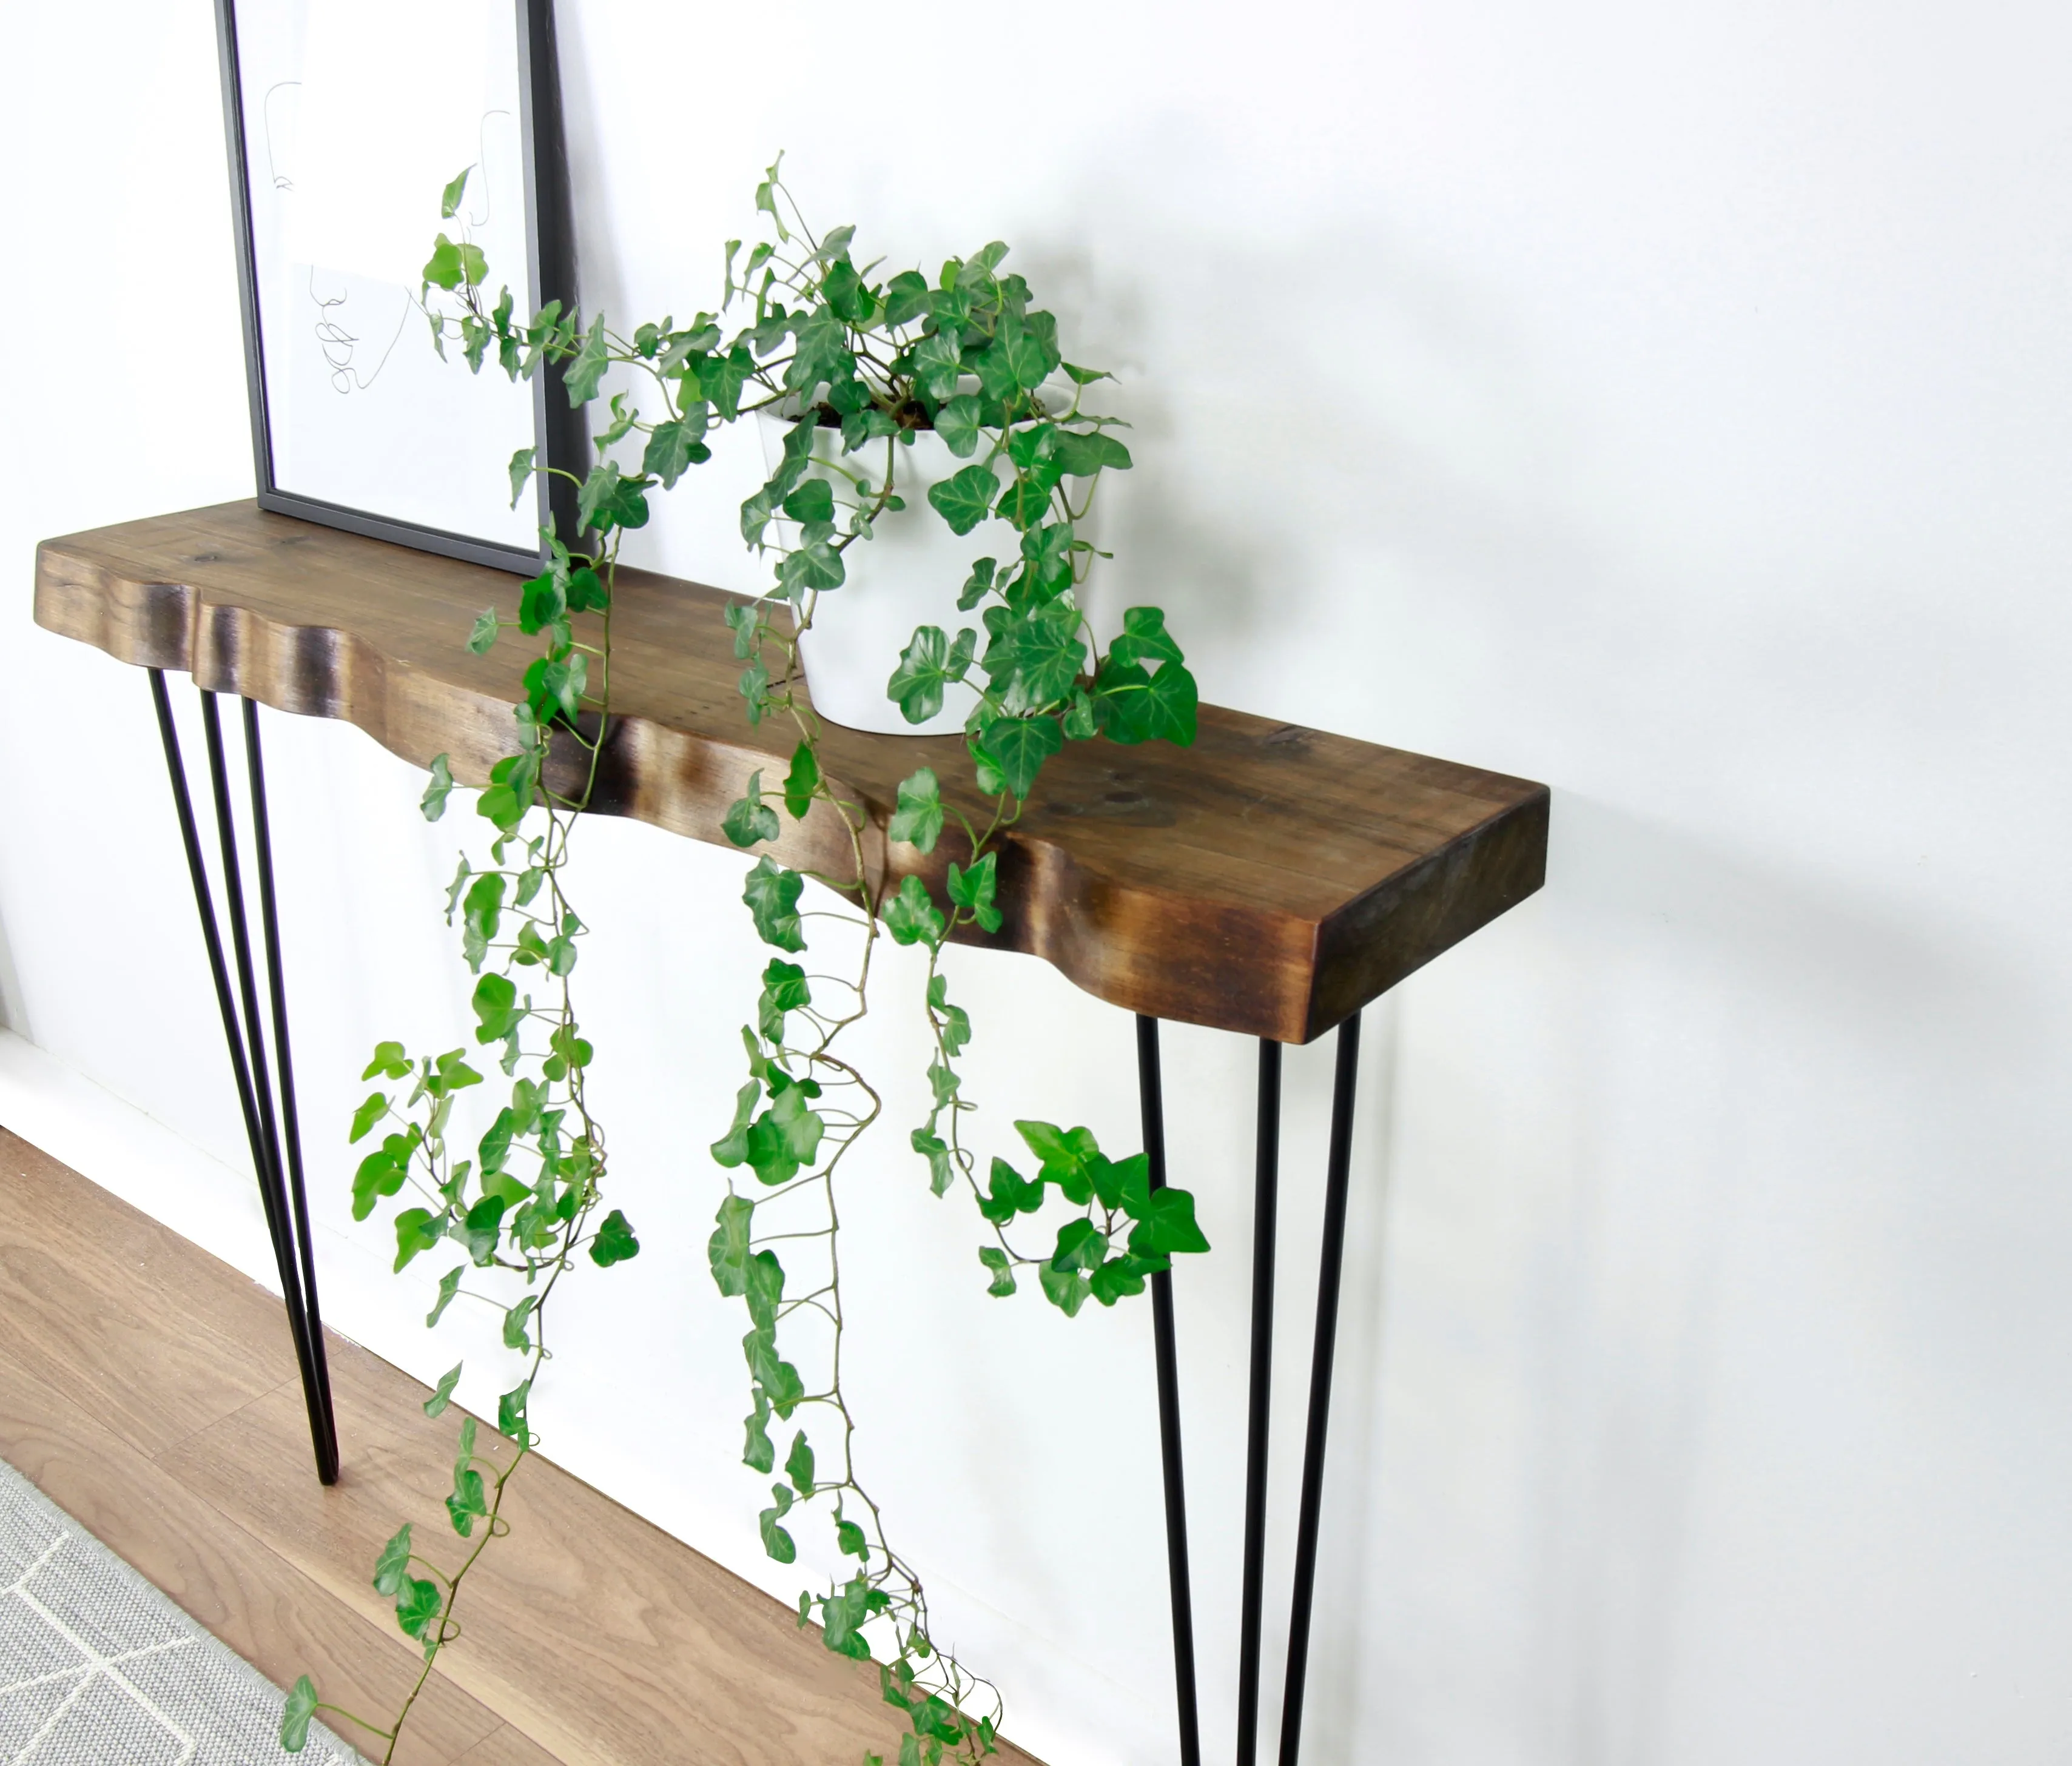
0,1458 -> 360,1765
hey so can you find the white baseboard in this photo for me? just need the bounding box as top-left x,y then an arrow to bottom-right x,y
0,1029 -> 286,1297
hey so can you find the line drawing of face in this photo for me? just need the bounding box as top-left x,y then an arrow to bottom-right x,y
263,66 -> 514,397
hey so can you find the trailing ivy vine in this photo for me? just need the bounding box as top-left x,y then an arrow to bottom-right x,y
285,159 -> 1208,1766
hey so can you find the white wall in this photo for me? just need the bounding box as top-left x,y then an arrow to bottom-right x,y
5,2 -> 2071,1762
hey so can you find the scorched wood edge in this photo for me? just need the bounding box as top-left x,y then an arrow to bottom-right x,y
34,501 -> 1549,1044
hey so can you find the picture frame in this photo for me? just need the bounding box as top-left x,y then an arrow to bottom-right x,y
212,0 -> 584,574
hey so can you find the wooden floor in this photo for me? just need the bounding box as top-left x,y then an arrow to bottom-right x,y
0,1126 -> 1039,1766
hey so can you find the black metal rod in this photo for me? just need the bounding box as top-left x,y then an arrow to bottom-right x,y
1137,1015 -> 1201,1766
1279,1012 -> 1362,1766
242,698 -> 338,1482
199,695 -> 300,1281
149,671 -> 272,1230
188,687 -> 334,1484
1237,1037 -> 1283,1766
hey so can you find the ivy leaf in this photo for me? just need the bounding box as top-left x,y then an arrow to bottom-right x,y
394,1576 -> 443,1641
910,1128 -> 953,1195
348,1092 -> 388,1144
881,269 -> 930,328
1109,605 -> 1185,669
888,769 -> 944,852
371,1524 -> 413,1599
363,1041 -> 412,1082
723,769 -> 781,848
978,1156 -> 1043,1224
1003,603 -> 1087,706
742,858 -> 807,952
447,1463 -> 488,1536
749,1087 -> 825,1184
393,1207 -> 443,1272
776,539 -> 845,600
497,1379 -> 532,1441
785,1429 -> 815,1496
927,463 -> 998,536
1129,1186 -> 1212,1257
422,233 -> 485,291
934,394 -> 984,458
743,1390 -> 776,1473
978,1245 -> 1017,1297
423,1362 -> 462,1418
699,344 -> 756,420
502,1295 -> 537,1350
351,1130 -> 416,1221
590,1208 -> 641,1266
642,418 -> 711,488
759,1492 -> 798,1564
758,960 -> 812,1041
1016,1120 -> 1101,1201
708,1192 -> 755,1294
426,1266 -> 464,1327
979,716 -> 1063,798
440,166 -> 471,218
995,475 -> 1054,532
1038,1261 -> 1092,1318
467,607 -> 499,654
279,1674 -> 318,1753
781,477 -> 835,524
1141,662 -> 1200,745
887,625 -> 975,726
946,853 -> 1001,933
881,875 -> 945,948
563,313 -> 610,405
1051,1217 -> 1109,1274
471,973 -> 523,1043
1053,429 -> 1133,476
836,1515 -> 871,1559
782,744 -> 819,819
957,557 -> 998,612
929,973 -> 973,1056
462,871 -> 505,970
909,331 -> 963,400
577,461 -> 651,534
710,1079 -> 761,1171
819,1577 -> 876,1660
420,754 -> 455,822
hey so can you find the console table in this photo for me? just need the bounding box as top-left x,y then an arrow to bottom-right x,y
34,500 -> 1549,1766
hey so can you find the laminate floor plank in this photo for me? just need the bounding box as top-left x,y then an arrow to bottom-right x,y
166,1342 -> 1038,1766
449,1726 -> 576,1766
0,1127 -> 293,1456
0,1348 -> 502,1766
0,1126 -> 1044,1766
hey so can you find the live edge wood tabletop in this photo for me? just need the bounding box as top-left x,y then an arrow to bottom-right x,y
34,500 -> 1549,1043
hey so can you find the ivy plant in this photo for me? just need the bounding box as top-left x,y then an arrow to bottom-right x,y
284,159 -> 1206,1766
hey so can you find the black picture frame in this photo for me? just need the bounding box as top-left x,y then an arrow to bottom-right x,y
212,0 -> 584,574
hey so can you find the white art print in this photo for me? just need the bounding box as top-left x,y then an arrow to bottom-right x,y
230,0 -> 541,556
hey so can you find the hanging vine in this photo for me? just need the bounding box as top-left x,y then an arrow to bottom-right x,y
285,159 -> 1208,1766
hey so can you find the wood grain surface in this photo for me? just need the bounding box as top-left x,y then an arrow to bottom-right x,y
35,501 -> 1549,1042
0,1127 -> 1040,1766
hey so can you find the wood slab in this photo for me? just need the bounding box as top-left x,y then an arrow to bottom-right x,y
35,501 -> 1549,1042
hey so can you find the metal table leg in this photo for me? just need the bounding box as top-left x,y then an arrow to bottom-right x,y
1140,1011 -> 1362,1766
150,671 -> 338,1483
1139,1015 -> 1202,1766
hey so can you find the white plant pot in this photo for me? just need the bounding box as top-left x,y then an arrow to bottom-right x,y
758,413 -> 991,737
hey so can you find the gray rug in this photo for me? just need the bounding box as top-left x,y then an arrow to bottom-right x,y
0,1458 -> 360,1765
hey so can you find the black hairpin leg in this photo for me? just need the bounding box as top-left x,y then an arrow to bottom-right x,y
1278,1012 -> 1361,1764
1236,1037 -> 1283,1766
150,672 -> 338,1484
1138,1015 -> 1202,1766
